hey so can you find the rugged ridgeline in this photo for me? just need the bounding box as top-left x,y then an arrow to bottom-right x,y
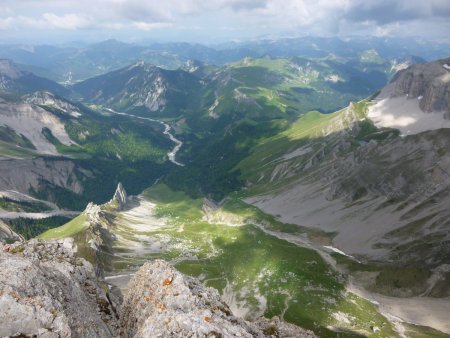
380,57 -> 450,114
0,60 -> 173,214
72,61 -> 201,116
0,185 -> 315,337
242,59 -> 450,291
368,57 -> 450,135
0,37 -> 447,83
0,59 -> 68,96
0,61 -> 95,214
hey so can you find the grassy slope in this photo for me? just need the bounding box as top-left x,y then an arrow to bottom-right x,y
138,184 -> 397,337
235,100 -> 399,197
39,213 -> 87,240
41,181 -> 449,337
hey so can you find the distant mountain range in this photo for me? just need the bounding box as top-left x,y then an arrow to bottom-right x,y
0,36 -> 447,83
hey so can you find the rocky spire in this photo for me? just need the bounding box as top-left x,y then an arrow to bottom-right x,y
110,182 -> 128,210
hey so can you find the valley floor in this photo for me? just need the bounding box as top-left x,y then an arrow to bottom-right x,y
92,185 -> 450,337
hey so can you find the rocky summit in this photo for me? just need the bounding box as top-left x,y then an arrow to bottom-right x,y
121,260 -> 315,338
0,239 -> 314,338
0,238 -> 118,337
379,57 -> 450,114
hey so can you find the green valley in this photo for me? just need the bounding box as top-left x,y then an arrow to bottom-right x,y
1,39 -> 450,338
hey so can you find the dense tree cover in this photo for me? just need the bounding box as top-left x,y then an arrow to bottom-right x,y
5,216 -> 71,239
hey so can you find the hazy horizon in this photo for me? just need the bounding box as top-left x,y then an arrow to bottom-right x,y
0,0 -> 449,45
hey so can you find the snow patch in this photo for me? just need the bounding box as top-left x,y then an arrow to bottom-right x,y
368,97 -> 450,135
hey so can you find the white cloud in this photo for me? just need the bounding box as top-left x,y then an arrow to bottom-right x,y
132,22 -> 173,31
41,13 -> 92,29
0,0 -> 448,40
0,13 -> 92,30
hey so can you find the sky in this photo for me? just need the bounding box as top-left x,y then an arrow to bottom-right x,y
0,0 -> 449,44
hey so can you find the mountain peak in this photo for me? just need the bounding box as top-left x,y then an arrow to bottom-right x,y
0,59 -> 22,79
380,57 -> 450,113
110,182 -> 128,210
369,57 -> 450,135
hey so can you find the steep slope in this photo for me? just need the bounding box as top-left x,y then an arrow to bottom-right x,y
381,57 -> 450,113
73,61 -> 201,117
122,260 -> 315,337
239,59 -> 450,292
369,57 -> 450,135
0,59 -> 68,96
0,64 -> 174,216
0,93 -> 79,155
0,238 -> 118,337
0,220 -> 23,243
156,55 -> 395,199
42,184 -> 410,337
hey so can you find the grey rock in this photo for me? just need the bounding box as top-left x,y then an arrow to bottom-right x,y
120,260 -> 315,338
0,158 -> 89,196
109,182 -> 128,211
379,57 -> 450,114
0,220 -> 23,244
23,91 -> 83,118
0,238 -> 118,337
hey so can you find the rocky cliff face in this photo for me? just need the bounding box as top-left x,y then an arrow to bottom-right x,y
245,100 -> 450,270
379,57 -> 450,114
0,238 -> 118,337
121,260 -> 315,338
0,239 -> 314,337
0,158 -> 89,198
0,59 -> 68,96
23,91 -> 83,118
0,220 -> 23,243
72,61 -> 201,114
109,182 -> 129,211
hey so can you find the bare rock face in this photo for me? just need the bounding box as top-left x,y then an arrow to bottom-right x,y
109,182 -> 128,211
0,158 -> 89,198
23,91 -> 83,118
0,220 -> 23,244
379,57 -> 450,114
120,260 -> 315,338
0,59 -> 22,91
0,238 -> 118,337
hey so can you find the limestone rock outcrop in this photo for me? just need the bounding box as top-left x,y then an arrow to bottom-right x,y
109,182 -> 128,211
0,238 -> 118,337
379,57 -> 450,114
121,260 -> 315,338
0,220 -> 23,244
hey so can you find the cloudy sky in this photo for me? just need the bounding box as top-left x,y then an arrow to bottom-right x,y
0,0 -> 449,44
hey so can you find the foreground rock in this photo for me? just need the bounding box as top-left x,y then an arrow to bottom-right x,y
121,260 -> 315,338
0,220 -> 23,243
0,238 -> 118,337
